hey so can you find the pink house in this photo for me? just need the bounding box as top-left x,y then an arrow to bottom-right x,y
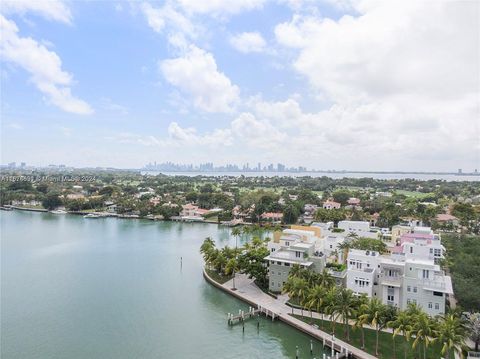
261,212 -> 283,222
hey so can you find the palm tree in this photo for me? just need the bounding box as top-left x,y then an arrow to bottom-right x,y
317,268 -> 335,288
306,285 -> 327,326
435,313 -> 467,359
332,288 -> 357,342
353,295 -> 369,350
283,277 -> 308,316
325,286 -> 339,334
200,237 -> 215,264
389,310 -> 413,359
359,298 -> 387,356
338,241 -> 352,264
289,264 -> 303,279
224,257 -> 240,289
231,227 -> 242,289
410,312 -> 436,359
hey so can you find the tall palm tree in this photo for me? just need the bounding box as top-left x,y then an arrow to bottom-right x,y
231,227 -> 242,289
317,268 -> 335,288
410,312 -> 436,359
325,286 -> 339,334
353,295 -> 369,350
306,285 -> 327,326
283,277 -> 309,316
359,298 -> 387,356
389,310 -> 413,359
435,313 -> 467,359
332,288 -> 357,342
224,257 -> 240,289
289,263 -> 303,279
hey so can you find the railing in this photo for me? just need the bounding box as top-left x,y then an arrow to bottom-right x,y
467,351 -> 480,358
421,278 -> 446,290
327,268 -> 347,278
379,273 -> 402,285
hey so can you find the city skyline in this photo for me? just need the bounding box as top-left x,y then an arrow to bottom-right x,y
1,0 -> 479,171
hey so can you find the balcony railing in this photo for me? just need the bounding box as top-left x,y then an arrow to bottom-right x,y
379,273 -> 402,286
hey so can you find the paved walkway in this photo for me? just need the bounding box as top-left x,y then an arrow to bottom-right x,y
204,271 -> 378,359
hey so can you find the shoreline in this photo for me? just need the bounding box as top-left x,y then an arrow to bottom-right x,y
202,268 -> 376,359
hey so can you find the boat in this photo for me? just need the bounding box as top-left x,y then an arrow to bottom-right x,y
0,206 -> 13,211
50,209 -> 67,214
84,213 -> 101,218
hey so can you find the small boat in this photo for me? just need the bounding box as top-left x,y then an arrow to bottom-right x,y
50,209 -> 67,214
84,213 -> 101,218
0,206 -> 13,211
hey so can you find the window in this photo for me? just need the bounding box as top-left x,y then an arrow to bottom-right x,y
271,281 -> 275,286
429,248 -> 433,254
428,302 -> 432,309
277,261 -> 282,265
407,299 -> 411,304
434,248 -> 441,257
410,247 -> 413,253
435,303 -> 439,310
295,251 -> 301,258
271,248 -> 275,252
285,263 -> 290,267
278,283 -> 281,288
413,299 -> 417,304
271,271 -> 274,275
407,286 -> 411,292
285,241 -> 290,246
387,295 -> 394,301
422,269 -> 429,279
433,291 -> 443,297
413,287 -> 418,293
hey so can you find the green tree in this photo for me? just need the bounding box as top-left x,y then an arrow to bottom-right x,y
410,312 -> 436,359
359,298 -> 388,356
389,310 -> 413,359
41,193 -> 62,210
435,313 -> 467,359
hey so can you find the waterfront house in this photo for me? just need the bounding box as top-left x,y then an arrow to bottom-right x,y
265,226 -> 325,292
345,231 -> 452,316
261,212 -> 283,223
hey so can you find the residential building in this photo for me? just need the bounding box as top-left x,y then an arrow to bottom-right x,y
323,200 -> 341,210
261,212 -> 283,223
266,226 -> 325,292
346,230 -> 452,315
338,220 -> 380,239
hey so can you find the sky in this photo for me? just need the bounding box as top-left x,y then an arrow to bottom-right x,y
1,0 -> 479,171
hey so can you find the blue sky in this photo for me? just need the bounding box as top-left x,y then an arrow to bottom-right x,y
1,0 -> 479,171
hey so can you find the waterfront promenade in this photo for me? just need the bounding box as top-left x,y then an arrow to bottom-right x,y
203,270 -> 377,359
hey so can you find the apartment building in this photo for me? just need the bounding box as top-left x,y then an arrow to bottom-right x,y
346,231 -> 452,315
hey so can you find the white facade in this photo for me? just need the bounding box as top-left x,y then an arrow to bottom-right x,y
345,231 -> 453,315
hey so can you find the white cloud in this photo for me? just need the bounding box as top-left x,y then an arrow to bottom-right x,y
176,0 -> 266,16
140,2 -> 196,41
271,0 -> 480,169
168,122 -> 233,146
230,31 -> 266,53
160,45 -> 240,113
1,0 -> 72,24
0,15 -> 93,115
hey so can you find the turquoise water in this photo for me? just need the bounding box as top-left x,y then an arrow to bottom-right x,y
1,211 -> 327,359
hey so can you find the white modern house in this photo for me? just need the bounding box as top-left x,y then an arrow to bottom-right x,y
345,229 -> 453,316
265,226 -> 326,292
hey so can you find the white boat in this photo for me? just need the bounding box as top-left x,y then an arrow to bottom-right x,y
50,210 -> 67,214
84,213 -> 101,218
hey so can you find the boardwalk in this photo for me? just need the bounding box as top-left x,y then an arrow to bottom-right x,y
203,270 -> 378,359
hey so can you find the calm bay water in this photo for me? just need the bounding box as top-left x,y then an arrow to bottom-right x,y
143,171 -> 480,182
1,211 -> 326,359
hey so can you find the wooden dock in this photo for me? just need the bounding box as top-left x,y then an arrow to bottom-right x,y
227,305 -> 278,326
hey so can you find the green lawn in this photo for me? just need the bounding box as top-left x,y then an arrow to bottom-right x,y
395,190 -> 434,199
205,269 -> 233,284
293,315 -> 443,359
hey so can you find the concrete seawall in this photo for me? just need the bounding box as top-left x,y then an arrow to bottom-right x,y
203,269 -> 377,359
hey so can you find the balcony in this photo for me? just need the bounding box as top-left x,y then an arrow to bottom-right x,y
379,273 -> 402,287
